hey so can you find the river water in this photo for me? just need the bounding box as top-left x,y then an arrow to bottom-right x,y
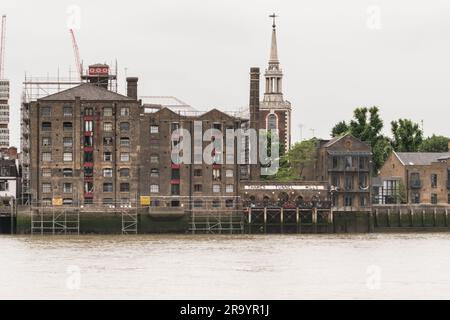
0,233 -> 449,300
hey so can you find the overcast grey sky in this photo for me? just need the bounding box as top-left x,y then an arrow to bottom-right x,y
2,0 -> 450,148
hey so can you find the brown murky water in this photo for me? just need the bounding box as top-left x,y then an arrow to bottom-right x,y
0,234 -> 449,300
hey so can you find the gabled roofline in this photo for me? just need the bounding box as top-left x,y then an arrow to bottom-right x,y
392,151 -> 405,166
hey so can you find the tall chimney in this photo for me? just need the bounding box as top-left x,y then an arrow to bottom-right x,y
126,77 -> 138,100
249,68 -> 260,181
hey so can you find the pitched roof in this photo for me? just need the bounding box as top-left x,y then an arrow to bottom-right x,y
39,83 -> 134,101
395,152 -> 450,166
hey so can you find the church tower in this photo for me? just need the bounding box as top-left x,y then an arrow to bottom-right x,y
260,14 -> 292,152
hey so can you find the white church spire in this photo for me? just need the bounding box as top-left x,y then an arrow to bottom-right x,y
264,13 -> 283,101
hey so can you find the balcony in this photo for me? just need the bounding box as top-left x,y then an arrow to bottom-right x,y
410,180 -> 422,189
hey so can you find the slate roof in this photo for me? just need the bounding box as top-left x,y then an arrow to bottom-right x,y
39,83 -> 134,101
395,152 -> 450,166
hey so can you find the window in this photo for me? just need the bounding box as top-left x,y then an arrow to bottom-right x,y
104,152 -> 112,162
448,194 -> 450,205
213,185 -> 221,193
359,157 -> 369,170
63,183 -> 72,193
84,152 -> 94,163
84,167 -> 93,177
267,114 -> 277,131
412,192 -> 420,204
120,122 -> 130,132
42,168 -> 52,177
63,137 -> 73,148
151,168 -> 159,178
194,184 -> 202,192
41,107 -> 51,116
63,122 -> 73,131
103,107 -> 113,117
42,122 -> 52,131
63,107 -> 73,117
85,182 -> 94,193
64,152 -> 73,162
225,199 -> 235,208
171,184 -> 180,196
63,169 -> 73,177
42,137 -> 51,147
226,170 -> 233,178
84,108 -> 94,116
172,169 -> 180,180
213,169 -> 221,181
42,198 -> 52,206
194,169 -> 202,177
431,174 -> 438,188
103,168 -> 113,178
226,185 -> 234,193
212,199 -> 221,208
360,195 -> 368,207
103,183 -> 113,193
85,120 -> 93,132
103,137 -> 113,146
63,199 -> 73,206
42,183 -> 52,194
344,195 -> 353,207
150,126 -> 159,134
345,176 -> 353,191
171,123 -> 180,132
103,198 -> 113,205
345,156 -> 353,169
0,181 -> 8,191
431,193 -> 438,205
120,138 -> 130,147
150,155 -> 159,163
120,168 -> 130,178
194,200 -> 203,208
150,185 -> 159,193
120,183 -> 130,193
84,136 -> 93,147
331,175 -> 340,188
103,122 -> 113,132
42,152 -> 52,162
120,153 -> 130,162
120,108 -> 130,116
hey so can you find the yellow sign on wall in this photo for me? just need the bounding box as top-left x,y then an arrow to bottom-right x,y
140,196 -> 151,206
52,198 -> 63,206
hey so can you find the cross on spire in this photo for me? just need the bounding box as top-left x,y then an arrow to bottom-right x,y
269,13 -> 278,29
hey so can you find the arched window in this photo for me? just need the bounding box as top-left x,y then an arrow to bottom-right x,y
267,114 -> 278,131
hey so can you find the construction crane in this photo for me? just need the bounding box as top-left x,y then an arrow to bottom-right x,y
69,28 -> 82,79
0,15 -> 6,79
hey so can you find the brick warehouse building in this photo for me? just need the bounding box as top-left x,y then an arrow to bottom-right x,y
29,80 -> 141,207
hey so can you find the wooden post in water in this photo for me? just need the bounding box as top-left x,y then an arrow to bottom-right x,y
296,208 -> 300,234
330,209 -> 335,234
280,208 -> 284,234
433,208 -> 437,228
313,208 -> 318,234
422,209 -> 425,227
375,209 -> 379,228
387,208 -> 391,228
399,208 -> 402,228
264,207 -> 268,234
248,208 -> 252,235
445,209 -> 448,228
410,208 -> 414,228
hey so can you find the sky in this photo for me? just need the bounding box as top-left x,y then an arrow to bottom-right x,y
2,0 -> 450,148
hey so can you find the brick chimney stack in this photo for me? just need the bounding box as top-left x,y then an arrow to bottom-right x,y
249,68 -> 260,181
126,77 -> 138,100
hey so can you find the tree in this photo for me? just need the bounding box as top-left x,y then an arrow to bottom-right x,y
419,135 -> 449,152
284,138 -> 318,180
331,121 -> 349,137
349,107 -> 384,143
391,119 -> 423,152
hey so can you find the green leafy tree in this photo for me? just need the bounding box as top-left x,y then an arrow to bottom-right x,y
284,138 -> 318,180
391,119 -> 423,152
331,121 -> 349,137
419,135 -> 449,152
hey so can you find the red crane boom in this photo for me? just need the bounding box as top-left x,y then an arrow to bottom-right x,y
70,29 -> 82,79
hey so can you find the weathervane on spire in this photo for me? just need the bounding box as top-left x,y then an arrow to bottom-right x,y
269,13 -> 278,29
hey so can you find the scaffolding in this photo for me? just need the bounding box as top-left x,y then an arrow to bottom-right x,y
31,206 -> 80,235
